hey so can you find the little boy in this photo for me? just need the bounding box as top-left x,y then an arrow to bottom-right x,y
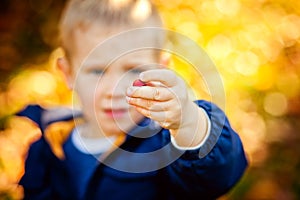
18,0 -> 247,199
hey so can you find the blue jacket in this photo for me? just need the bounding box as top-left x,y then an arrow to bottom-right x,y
18,100 -> 248,200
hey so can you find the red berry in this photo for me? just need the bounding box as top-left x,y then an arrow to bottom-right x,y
133,79 -> 147,87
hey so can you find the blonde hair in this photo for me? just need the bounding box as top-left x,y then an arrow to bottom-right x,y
59,0 -> 163,60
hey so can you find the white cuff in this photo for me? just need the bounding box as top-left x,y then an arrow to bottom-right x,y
170,108 -> 211,151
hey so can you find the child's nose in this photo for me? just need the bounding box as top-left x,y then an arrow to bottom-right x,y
101,74 -> 127,97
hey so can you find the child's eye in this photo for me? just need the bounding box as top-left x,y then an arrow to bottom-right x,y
130,68 -> 144,74
90,69 -> 105,75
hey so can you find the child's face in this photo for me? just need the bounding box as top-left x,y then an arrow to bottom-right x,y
63,26 -> 160,136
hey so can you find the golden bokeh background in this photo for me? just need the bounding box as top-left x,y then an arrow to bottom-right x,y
1,0 -> 300,199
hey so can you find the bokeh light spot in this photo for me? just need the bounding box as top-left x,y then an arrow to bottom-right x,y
276,73 -> 300,98
235,51 -> 260,76
176,21 -> 202,42
199,1 -> 222,24
207,34 -> 232,60
29,71 -> 57,96
264,92 -> 288,116
277,14 -> 300,43
215,0 -> 240,16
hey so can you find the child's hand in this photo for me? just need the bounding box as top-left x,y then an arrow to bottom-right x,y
126,69 -> 188,130
126,69 -> 209,148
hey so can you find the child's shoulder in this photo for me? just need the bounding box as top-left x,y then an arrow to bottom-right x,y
17,104 -> 82,159
17,104 -> 81,130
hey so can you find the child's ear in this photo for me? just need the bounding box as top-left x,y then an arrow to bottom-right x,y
57,57 -> 73,90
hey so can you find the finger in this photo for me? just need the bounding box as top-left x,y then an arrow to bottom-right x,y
140,69 -> 177,87
126,86 -> 173,101
126,97 -> 172,111
134,106 -> 171,122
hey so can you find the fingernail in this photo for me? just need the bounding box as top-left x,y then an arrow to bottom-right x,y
139,72 -> 145,81
126,87 -> 137,96
125,96 -> 131,103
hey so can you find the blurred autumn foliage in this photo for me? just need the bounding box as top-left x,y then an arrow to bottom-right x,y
1,0 -> 300,199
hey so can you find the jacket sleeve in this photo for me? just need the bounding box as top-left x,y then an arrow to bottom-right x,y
166,100 -> 248,199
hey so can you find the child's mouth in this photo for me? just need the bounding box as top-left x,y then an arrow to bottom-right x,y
104,109 -> 127,118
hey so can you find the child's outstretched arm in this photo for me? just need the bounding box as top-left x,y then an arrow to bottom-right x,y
126,69 -> 248,198
126,69 -> 209,149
